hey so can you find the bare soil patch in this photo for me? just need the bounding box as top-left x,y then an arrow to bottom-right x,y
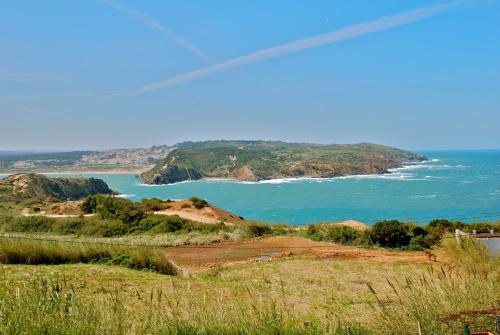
155,200 -> 243,224
164,236 -> 428,271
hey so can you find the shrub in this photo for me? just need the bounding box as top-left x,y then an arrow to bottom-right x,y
141,198 -> 164,211
134,215 -> 184,234
464,222 -> 500,233
307,224 -> 363,245
428,219 -> 466,232
406,225 -> 432,250
81,195 -> 145,223
181,203 -> 191,209
51,217 -> 86,235
77,218 -> 129,237
189,197 -> 208,209
81,195 -> 98,213
5,216 -> 56,233
370,220 -> 410,248
97,197 -> 145,223
242,222 -> 273,237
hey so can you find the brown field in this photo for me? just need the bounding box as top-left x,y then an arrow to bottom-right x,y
164,236 -> 429,272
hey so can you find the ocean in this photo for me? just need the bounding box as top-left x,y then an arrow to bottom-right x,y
2,150 -> 500,225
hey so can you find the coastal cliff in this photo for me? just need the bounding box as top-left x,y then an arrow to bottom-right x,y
140,141 -> 426,185
0,173 -> 116,202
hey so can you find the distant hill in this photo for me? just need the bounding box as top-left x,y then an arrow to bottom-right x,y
141,141 -> 426,184
0,146 -> 172,172
0,173 -> 116,202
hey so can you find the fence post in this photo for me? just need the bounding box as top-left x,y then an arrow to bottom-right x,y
417,321 -> 423,335
463,323 -> 470,335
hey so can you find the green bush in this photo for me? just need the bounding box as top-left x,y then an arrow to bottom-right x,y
135,215 -> 184,234
141,198 -> 164,211
307,224 -> 362,245
242,222 -> 273,237
81,195 -> 98,213
189,197 -> 208,209
0,213 -> 232,238
406,225 -> 431,250
51,217 -> 86,235
5,216 -> 56,233
77,218 -> 129,237
428,219 -> 465,232
370,220 -> 410,248
81,195 -> 145,223
464,222 -> 500,233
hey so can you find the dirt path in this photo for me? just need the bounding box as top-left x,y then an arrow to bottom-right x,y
164,236 -> 428,271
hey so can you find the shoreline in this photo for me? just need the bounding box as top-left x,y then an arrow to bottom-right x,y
148,159 -> 435,185
0,169 -> 148,176
1,159 -> 432,180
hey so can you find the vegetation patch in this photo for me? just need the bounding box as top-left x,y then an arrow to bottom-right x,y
0,238 -> 497,334
0,238 -> 178,275
140,141 -> 426,184
189,196 -> 208,209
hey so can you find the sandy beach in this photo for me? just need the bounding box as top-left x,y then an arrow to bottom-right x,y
0,168 -> 149,176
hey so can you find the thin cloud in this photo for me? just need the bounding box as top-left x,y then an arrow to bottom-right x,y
101,0 -> 209,62
138,1 -> 461,93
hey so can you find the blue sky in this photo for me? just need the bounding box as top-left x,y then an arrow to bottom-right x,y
0,0 -> 499,150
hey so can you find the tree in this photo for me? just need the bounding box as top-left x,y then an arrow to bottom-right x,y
81,195 -> 145,224
370,220 -> 410,248
96,197 -> 145,223
81,195 -> 98,214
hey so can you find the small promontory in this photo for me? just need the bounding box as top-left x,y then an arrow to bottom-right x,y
0,173 -> 116,202
140,141 -> 426,185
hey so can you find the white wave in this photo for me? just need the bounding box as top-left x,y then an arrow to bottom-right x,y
257,177 -> 322,184
137,171 -> 427,186
408,194 -> 446,199
335,172 -> 417,180
389,164 -> 467,172
137,180 -> 197,186
239,173 -> 420,183
115,193 -> 135,198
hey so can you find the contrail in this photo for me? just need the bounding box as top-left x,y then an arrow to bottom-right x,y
138,1 -> 460,93
101,0 -> 209,62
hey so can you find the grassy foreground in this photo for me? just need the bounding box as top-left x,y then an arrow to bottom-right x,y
0,237 -> 178,275
0,237 -> 498,334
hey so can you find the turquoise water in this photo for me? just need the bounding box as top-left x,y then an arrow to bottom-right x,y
3,150 -> 500,225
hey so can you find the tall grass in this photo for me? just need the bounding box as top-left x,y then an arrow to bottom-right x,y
0,235 -> 497,334
0,274 -> 370,335
0,238 -> 178,275
370,237 -> 499,334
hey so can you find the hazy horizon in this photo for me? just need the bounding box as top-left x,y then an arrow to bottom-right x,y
1,1 -> 499,150
1,139 -> 499,153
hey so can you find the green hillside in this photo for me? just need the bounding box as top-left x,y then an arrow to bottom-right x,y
141,141 -> 426,184
0,173 -> 116,203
